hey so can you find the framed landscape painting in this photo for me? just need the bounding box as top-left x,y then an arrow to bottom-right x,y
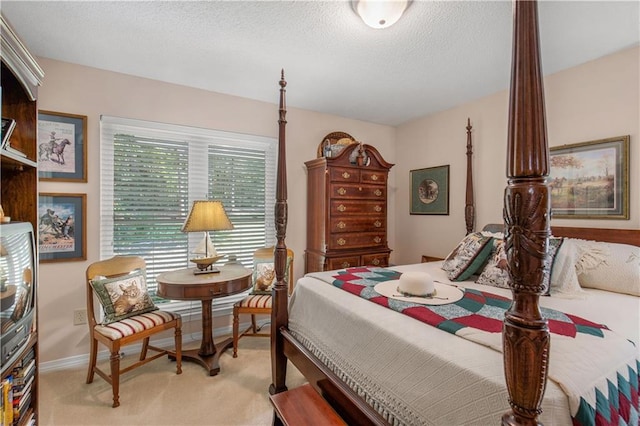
38,110 -> 88,182
38,193 -> 87,262
550,135 -> 629,219
410,165 -> 450,215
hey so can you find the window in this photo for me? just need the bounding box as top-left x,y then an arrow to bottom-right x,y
100,116 -> 276,309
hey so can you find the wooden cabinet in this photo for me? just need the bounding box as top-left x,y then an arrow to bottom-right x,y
305,143 -> 393,273
1,13 -> 43,425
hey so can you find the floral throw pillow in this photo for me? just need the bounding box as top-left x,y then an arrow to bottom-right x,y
476,237 -> 564,294
90,269 -> 157,324
251,253 -> 293,295
441,232 -> 494,281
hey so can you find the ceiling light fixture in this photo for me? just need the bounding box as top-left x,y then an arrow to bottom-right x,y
352,0 -> 411,29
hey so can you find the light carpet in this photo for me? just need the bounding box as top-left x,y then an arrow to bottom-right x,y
39,337 -> 306,425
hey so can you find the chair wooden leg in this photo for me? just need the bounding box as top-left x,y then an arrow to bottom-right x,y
109,350 -> 121,408
140,337 -> 150,361
174,324 -> 182,374
86,337 -> 98,384
251,314 -> 257,333
233,305 -> 239,358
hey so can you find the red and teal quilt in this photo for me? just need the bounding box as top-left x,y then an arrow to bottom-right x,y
327,266 -> 640,426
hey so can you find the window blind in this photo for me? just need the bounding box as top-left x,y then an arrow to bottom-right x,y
100,116 -> 277,305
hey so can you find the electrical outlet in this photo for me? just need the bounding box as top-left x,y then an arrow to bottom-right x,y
73,309 -> 87,325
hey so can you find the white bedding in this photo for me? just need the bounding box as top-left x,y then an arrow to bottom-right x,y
288,261 -> 640,426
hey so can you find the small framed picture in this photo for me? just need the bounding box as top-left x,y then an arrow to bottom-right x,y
550,135 -> 629,219
38,193 -> 87,263
1,117 -> 16,149
38,111 -> 87,182
410,165 -> 450,215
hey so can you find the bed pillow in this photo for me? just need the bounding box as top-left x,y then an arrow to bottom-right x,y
549,238 -> 583,297
477,237 -> 563,293
577,241 -> 640,296
442,232 -> 494,281
90,269 -> 158,324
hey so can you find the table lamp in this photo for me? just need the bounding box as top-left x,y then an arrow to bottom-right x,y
182,200 -> 233,274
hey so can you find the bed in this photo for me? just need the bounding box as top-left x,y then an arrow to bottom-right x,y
267,2 -> 640,425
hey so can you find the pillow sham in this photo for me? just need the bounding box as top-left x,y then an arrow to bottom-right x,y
442,232 -> 494,281
90,269 -> 157,324
548,238 -> 583,297
577,241 -> 640,296
476,237 -> 563,293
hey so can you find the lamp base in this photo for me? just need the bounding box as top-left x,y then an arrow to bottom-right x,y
190,255 -> 224,274
193,266 -> 221,275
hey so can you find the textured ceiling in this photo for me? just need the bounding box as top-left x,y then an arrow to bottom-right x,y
2,1 -> 639,126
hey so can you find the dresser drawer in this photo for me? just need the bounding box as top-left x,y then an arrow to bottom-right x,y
327,256 -> 361,270
362,253 -> 389,267
328,232 -> 386,250
330,200 -> 386,215
361,170 -> 387,185
330,184 -> 385,199
330,167 -> 360,183
330,217 -> 385,233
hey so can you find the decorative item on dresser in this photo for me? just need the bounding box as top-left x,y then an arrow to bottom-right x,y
305,135 -> 393,273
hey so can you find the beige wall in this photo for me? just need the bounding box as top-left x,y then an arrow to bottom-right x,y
36,58 -> 396,363
37,45 -> 638,365
393,46 -> 639,265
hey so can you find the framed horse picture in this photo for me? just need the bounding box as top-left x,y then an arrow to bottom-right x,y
38,193 -> 87,262
37,111 -> 87,182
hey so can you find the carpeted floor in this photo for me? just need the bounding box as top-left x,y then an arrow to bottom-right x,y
39,337 -> 306,425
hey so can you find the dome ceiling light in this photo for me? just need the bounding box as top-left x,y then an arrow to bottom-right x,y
352,0 -> 411,29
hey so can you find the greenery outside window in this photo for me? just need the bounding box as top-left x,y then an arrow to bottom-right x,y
100,116 -> 276,310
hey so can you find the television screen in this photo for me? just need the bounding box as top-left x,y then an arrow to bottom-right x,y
0,222 -> 37,374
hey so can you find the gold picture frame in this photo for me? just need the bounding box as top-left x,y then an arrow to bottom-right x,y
550,135 -> 629,219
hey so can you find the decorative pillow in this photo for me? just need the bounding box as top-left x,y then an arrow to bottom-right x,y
441,232 -> 494,281
477,237 -> 564,294
577,241 -> 640,296
90,269 -> 157,325
251,253 -> 292,295
549,238 -> 584,297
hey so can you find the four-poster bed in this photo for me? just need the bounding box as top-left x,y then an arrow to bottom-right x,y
269,1 -> 639,425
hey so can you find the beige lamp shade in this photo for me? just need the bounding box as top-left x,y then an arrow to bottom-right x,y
181,200 -> 233,233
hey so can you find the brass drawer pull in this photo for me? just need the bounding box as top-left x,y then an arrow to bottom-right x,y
374,220 -> 382,228
374,205 -> 382,212
371,174 -> 379,181
337,238 -> 346,246
337,221 -> 346,229
341,262 -> 350,268
374,189 -> 382,196
342,171 -> 351,179
373,236 -> 382,244
337,187 -> 347,195
337,204 -> 346,212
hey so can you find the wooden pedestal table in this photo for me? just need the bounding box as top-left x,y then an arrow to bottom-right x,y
156,264 -> 252,376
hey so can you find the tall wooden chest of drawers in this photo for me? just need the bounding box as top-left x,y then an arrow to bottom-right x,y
305,143 -> 393,273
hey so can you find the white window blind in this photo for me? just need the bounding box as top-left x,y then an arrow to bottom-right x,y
100,116 -> 277,304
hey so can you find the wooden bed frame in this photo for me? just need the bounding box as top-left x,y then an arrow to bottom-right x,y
268,2 -> 639,425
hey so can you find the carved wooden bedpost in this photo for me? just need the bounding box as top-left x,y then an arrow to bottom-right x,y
269,70 -> 289,395
502,1 -> 551,425
465,118 -> 475,235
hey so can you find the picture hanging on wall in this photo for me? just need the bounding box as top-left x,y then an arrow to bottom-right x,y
410,165 -> 450,215
38,193 -> 87,262
550,135 -> 629,219
38,110 -> 88,182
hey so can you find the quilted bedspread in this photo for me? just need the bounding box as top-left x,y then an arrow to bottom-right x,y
325,266 -> 640,426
